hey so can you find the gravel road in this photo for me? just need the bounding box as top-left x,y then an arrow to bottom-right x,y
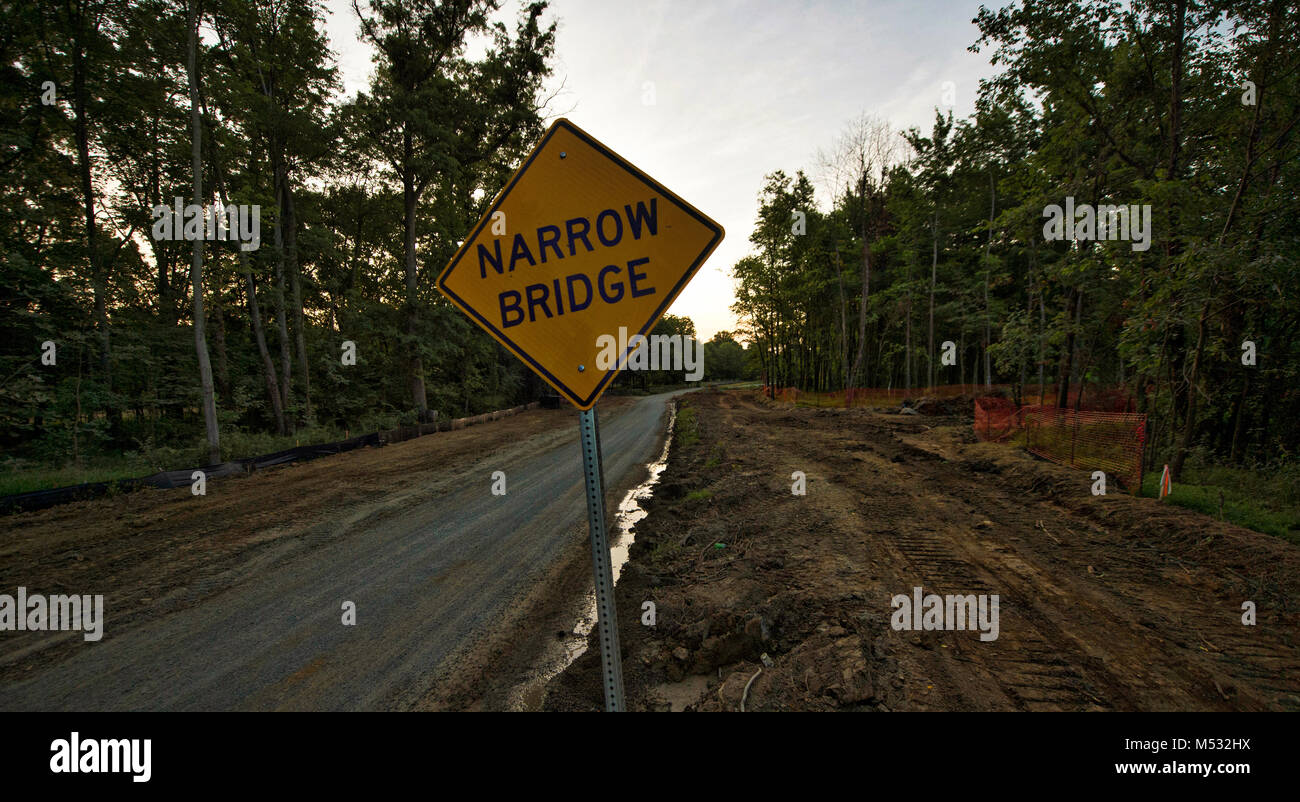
0,391 -> 684,711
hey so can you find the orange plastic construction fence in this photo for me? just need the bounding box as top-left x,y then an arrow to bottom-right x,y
765,384 -> 976,408
765,384 -> 1136,411
975,398 -> 1146,492
973,397 -> 1023,442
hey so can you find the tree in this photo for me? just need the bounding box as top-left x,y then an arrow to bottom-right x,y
901,111 -> 954,392
703,331 -> 746,381
818,114 -> 903,391
186,0 -> 220,463
210,0 -> 342,425
349,0 -> 554,421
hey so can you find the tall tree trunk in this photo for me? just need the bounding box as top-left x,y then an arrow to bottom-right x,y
1018,282 -> 1031,406
1170,299 -> 1209,480
847,233 -> 871,389
1031,243 -> 1045,404
1167,0 -> 1186,180
151,167 -> 170,315
403,129 -> 431,421
834,248 -> 848,392
1056,286 -> 1077,409
983,168 -> 995,390
959,329 -> 965,395
149,235 -> 173,321
1038,291 -> 1047,405
905,281 -> 912,395
187,0 -> 220,465
282,181 -> 311,418
1073,287 -> 1084,392
70,1 -> 115,432
247,271 -> 286,435
1229,373 -> 1249,464
928,209 -> 937,391
271,164 -> 293,420
211,272 -> 230,399
202,90 -> 286,436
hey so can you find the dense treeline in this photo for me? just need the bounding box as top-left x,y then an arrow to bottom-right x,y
731,0 -> 1299,478
1,0 -> 564,470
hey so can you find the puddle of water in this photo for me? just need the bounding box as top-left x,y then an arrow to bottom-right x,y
505,401 -> 677,709
567,402 -> 676,654
649,674 -> 711,712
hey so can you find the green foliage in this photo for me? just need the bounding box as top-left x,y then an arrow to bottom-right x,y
0,0 -> 561,483
703,331 -> 749,381
1141,467 -> 1300,545
730,1 -> 1300,494
675,403 -> 699,450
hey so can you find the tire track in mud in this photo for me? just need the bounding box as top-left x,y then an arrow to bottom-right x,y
710,392 -> 1298,711
906,435 -> 1300,712
725,398 -> 1119,711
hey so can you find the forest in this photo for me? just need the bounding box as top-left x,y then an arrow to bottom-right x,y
3,0 -> 1296,507
0,0 -> 753,491
730,0 -> 1299,487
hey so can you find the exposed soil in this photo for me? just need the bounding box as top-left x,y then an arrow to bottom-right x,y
545,388 -> 1300,712
0,397 -> 637,691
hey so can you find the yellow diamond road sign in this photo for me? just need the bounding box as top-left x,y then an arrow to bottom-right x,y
435,118 -> 724,410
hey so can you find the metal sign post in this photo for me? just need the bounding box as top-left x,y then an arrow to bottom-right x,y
578,407 -> 625,711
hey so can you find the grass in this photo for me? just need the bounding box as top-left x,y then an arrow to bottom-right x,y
675,404 -> 699,449
685,488 -> 713,502
0,460 -> 154,498
0,422 -> 355,499
1140,466 -> 1300,544
649,536 -> 684,566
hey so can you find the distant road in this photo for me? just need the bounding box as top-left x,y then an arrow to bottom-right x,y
0,390 -> 684,711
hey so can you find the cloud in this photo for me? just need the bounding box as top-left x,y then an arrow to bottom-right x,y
323,0 -> 998,340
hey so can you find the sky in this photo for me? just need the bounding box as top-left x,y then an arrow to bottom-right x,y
322,0 -> 1002,341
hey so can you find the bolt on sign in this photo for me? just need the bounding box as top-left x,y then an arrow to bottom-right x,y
436,118 -> 724,409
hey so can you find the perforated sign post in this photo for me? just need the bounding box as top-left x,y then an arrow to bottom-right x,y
436,118 -> 724,711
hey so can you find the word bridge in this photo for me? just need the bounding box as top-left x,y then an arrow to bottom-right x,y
476,199 -> 661,328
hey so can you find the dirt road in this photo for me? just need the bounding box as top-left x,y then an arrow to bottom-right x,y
547,389 -> 1300,711
0,391 -> 680,710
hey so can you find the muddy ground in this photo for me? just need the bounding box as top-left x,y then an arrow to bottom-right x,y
545,388 -> 1300,712
0,397 -> 639,700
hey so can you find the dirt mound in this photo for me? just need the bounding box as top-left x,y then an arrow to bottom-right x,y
911,395 -> 974,416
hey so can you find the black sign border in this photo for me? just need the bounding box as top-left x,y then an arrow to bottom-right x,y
435,118 -> 725,409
